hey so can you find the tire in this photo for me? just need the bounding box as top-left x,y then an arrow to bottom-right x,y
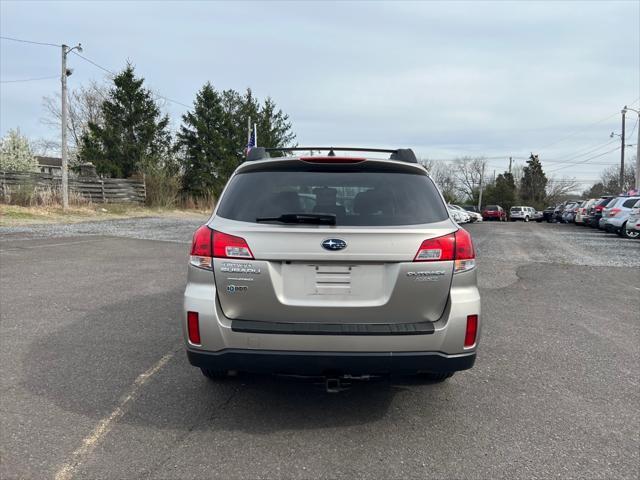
419,372 -> 454,382
622,223 -> 640,239
201,368 -> 231,380
524,216 -> 529,222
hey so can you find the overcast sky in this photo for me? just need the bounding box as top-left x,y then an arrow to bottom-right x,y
1,0 -> 639,187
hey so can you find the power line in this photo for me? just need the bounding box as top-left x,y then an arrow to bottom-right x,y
70,51 -> 191,109
535,96 -> 640,151
541,139 -> 619,165
0,35 -> 60,48
0,74 -> 58,83
71,51 -> 115,75
547,146 -> 621,173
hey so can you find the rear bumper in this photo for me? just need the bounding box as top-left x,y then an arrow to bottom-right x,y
187,348 -> 476,375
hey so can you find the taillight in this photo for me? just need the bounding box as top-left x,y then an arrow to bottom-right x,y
415,233 -> 455,261
190,225 -> 213,269
187,311 -> 201,344
212,230 -> 254,259
414,229 -> 475,273
464,314 -> 478,348
608,208 -> 621,217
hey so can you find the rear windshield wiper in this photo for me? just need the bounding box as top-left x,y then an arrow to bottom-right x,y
256,213 -> 337,225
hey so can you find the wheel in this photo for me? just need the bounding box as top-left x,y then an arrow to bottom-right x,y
419,372 -> 454,382
622,222 -> 640,239
201,368 -> 231,380
524,216 -> 529,222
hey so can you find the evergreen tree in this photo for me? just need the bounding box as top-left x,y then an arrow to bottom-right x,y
176,82 -> 227,197
486,172 -> 516,210
79,64 -> 171,177
178,84 -> 296,198
520,153 -> 548,207
257,97 -> 296,156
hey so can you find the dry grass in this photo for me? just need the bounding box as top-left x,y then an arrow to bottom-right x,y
0,203 -> 209,227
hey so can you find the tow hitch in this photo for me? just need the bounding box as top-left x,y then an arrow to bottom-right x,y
324,375 -> 372,393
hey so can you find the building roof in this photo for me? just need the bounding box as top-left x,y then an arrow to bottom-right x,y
36,156 -> 62,167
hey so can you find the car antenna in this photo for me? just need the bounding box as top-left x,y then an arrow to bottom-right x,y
327,148 -> 336,157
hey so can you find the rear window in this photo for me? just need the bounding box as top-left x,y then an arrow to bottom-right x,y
485,205 -> 498,211
511,207 -> 522,212
216,166 -> 448,226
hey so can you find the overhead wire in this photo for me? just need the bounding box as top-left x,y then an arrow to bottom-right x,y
0,35 -> 60,48
70,51 -> 191,109
1,75 -> 58,83
547,146 -> 621,173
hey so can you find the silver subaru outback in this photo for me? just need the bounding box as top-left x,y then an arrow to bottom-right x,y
183,147 -> 480,383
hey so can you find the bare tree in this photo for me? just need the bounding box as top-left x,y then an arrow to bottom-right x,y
429,161 -> 460,203
599,163 -> 636,193
511,162 -> 525,187
545,177 -> 580,204
453,156 -> 487,201
41,80 -> 107,157
418,158 -> 434,173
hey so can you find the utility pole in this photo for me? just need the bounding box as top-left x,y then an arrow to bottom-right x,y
623,106 -> 640,190
477,162 -> 485,211
60,42 -> 82,210
61,45 -> 69,210
619,108 -> 626,192
508,157 -> 512,175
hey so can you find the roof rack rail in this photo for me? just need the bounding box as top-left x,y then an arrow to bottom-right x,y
245,147 -> 417,163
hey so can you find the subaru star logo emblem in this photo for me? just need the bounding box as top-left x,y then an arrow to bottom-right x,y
321,238 -> 347,251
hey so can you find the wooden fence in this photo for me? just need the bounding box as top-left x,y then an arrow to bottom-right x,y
0,171 -> 146,204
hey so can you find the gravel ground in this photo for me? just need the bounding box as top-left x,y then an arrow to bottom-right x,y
0,216 -> 206,244
1,218 -> 638,479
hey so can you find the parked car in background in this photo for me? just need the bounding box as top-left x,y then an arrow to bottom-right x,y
553,204 -> 566,223
463,205 -> 480,214
598,197 -> 619,230
542,206 -> 555,222
575,199 -> 595,225
482,205 -> 507,221
603,196 -> 640,236
624,200 -> 640,238
588,196 -> 614,227
448,205 -> 471,224
509,206 -> 536,222
561,201 -> 580,223
534,210 -> 544,222
452,204 -> 482,222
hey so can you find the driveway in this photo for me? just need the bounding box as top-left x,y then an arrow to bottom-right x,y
1,220 -> 638,479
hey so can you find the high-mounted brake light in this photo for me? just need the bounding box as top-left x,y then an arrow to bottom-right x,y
213,230 -> 254,259
414,229 -> 475,273
299,156 -> 366,163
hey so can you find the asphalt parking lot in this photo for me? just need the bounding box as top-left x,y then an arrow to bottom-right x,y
1,220 -> 638,479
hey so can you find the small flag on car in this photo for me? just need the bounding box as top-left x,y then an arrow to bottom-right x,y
245,123 -> 257,156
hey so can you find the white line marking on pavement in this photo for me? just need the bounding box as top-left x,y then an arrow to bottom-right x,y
54,349 -> 178,480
